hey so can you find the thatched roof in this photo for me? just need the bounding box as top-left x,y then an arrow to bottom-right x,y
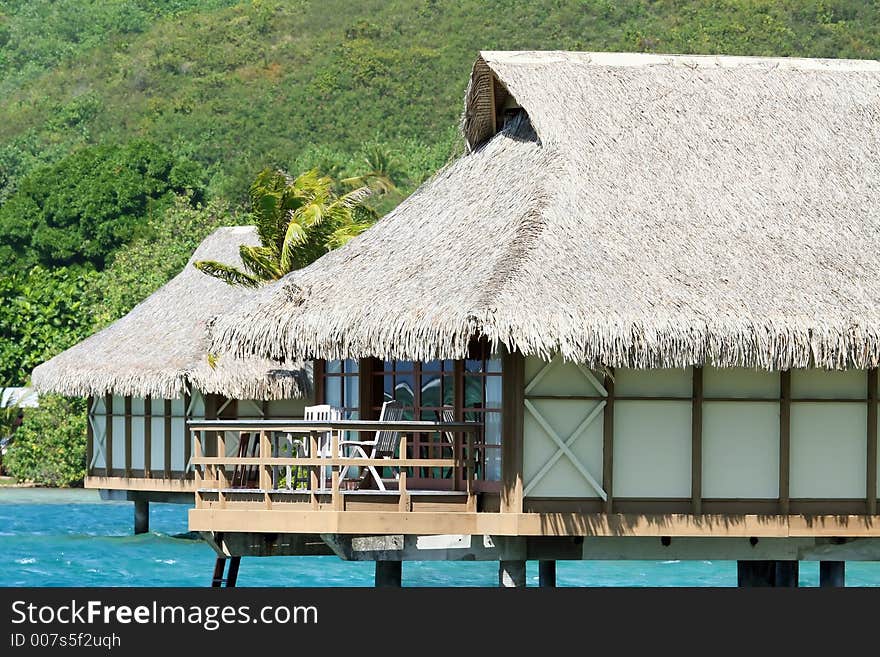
32,227 -> 310,400
210,51 -> 880,371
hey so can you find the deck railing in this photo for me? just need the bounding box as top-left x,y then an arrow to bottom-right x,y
188,419 -> 482,512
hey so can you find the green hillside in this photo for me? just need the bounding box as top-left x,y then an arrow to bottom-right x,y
2,0 -> 880,385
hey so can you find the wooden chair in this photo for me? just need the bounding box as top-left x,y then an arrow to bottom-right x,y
338,400 -> 405,491
230,432 -> 259,488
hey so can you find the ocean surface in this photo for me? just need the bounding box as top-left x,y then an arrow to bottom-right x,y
3,488 -> 880,587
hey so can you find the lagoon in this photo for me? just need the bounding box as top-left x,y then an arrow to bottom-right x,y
3,488 -> 880,587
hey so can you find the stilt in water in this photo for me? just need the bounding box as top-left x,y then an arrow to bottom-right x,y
211,557 -> 241,587
538,560 -> 557,587
819,561 -> 845,587
134,499 -> 149,535
375,561 -> 402,587
499,560 -> 526,588
737,560 -> 799,587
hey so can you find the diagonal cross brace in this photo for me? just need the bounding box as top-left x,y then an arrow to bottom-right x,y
525,353 -> 607,397
524,399 -> 608,499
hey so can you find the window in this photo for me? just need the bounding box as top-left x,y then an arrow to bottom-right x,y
322,359 -> 359,420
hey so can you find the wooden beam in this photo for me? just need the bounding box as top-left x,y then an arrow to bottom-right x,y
501,349 -> 524,513
84,475 -> 196,493
188,510 -> 880,538
314,359 -> 326,404
164,399 -> 172,479
183,391 -> 192,476
868,368 -> 878,515
86,396 -> 94,474
780,370 -> 791,515
603,368 -> 614,514
104,393 -> 113,477
692,366 -> 703,515
358,358 -> 375,420
124,396 -> 132,478
144,395 -> 152,478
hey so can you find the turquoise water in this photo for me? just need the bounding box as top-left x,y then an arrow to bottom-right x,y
3,488 -> 880,587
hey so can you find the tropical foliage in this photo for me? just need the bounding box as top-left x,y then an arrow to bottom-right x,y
4,395 -> 87,487
194,168 -> 378,287
2,0 -> 880,484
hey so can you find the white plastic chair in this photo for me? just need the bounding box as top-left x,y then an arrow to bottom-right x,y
303,404 -> 342,489
338,400 -> 405,491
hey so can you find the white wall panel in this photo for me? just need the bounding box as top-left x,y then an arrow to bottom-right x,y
702,402 -> 779,498
150,417 -> 165,472
703,367 -> 778,399
524,356 -> 604,397
613,401 -> 691,497
111,416 -> 126,469
523,399 -> 604,497
790,403 -> 866,498
791,369 -> 866,399
615,368 -> 691,397
130,417 -> 145,469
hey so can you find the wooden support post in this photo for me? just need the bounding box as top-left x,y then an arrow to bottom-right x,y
124,396 -> 132,478
774,561 -> 799,587
163,399 -> 172,479
86,396 -> 94,475
692,367 -> 703,515
779,371 -> 791,515
309,430 -> 319,510
819,561 -> 845,588
331,430 -> 342,511
501,349 -> 524,514
538,560 -> 557,587
466,431 -> 476,512
144,395 -> 152,478
225,556 -> 241,588
105,393 -> 113,477
260,430 -> 272,509
868,369 -> 877,515
603,369 -> 614,515
192,430 -> 203,509
375,561 -> 402,588
737,560 -> 798,587
499,560 -> 526,588
398,436 -> 409,512
737,561 -> 775,587
134,498 -> 149,535
217,429 -> 227,509
211,558 -> 226,587
183,392 -> 192,477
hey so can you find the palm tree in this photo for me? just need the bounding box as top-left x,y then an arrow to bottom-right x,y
341,145 -> 402,195
194,168 -> 377,288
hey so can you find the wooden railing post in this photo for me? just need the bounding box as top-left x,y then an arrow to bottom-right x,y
260,430 -> 272,509
466,430 -> 476,512
309,430 -> 319,510
193,429 -> 203,508
331,430 -> 342,511
398,435 -> 409,512
217,430 -> 227,509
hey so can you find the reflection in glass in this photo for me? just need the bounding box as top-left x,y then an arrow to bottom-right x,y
486,375 -> 502,409
485,412 -> 501,481
464,377 -> 484,408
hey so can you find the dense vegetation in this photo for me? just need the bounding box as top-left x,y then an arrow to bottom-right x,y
3,395 -> 87,486
2,0 -> 880,482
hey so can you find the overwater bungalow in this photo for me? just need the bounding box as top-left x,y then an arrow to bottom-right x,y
32,227 -> 311,533
187,51 -> 880,587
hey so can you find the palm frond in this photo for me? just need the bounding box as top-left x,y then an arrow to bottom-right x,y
239,245 -> 283,281
193,260 -> 262,288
